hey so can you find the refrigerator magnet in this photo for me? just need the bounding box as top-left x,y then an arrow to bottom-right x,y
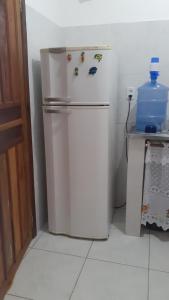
81,51 -> 85,63
74,67 -> 79,76
94,54 -> 103,62
67,53 -> 72,62
89,67 -> 97,75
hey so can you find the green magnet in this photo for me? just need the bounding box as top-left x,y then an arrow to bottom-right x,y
94,54 -> 103,62
74,67 -> 79,76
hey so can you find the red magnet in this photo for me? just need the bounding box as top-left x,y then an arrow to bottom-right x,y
67,54 -> 72,62
81,52 -> 85,63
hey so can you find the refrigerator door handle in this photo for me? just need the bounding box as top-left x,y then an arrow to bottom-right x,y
44,97 -> 71,104
43,107 -> 71,114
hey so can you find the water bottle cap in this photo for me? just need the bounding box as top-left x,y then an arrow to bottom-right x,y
150,57 -> 160,77
151,57 -> 159,63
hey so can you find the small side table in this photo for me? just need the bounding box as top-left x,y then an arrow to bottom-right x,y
126,130 -> 169,236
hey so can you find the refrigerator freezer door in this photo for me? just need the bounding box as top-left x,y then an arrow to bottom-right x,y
68,106 -> 110,239
41,47 -> 114,105
67,49 -> 113,104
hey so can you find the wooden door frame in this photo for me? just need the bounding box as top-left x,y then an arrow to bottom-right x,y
20,0 -> 36,237
0,1 -> 36,298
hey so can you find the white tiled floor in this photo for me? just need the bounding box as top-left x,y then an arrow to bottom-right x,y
8,249 -> 84,300
33,231 -> 92,258
5,207 -> 169,300
150,231 -> 169,272
71,259 -> 148,300
149,270 -> 169,300
88,226 -> 149,268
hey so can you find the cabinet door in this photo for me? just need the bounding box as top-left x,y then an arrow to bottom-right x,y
0,0 -> 35,298
43,107 -> 70,233
68,106 -> 110,239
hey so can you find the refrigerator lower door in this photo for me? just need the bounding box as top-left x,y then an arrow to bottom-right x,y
43,105 -> 110,239
68,106 -> 110,239
43,106 -> 70,234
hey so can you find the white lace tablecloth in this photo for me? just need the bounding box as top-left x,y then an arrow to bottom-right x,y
141,142 -> 169,230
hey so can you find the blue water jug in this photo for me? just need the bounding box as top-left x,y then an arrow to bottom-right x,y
136,58 -> 169,132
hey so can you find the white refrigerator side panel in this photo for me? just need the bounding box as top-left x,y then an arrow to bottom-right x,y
67,50 -> 113,103
68,107 -> 110,239
43,110 -> 69,233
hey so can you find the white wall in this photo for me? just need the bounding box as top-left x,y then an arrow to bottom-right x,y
27,0 -> 169,27
59,0 -> 169,27
63,20 -> 169,205
26,5 -> 64,230
25,0 -> 61,25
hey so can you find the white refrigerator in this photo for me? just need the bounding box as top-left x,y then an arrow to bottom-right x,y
41,46 -> 118,239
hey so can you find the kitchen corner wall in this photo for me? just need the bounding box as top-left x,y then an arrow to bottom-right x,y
26,5 -> 64,230
63,21 -> 169,206
26,0 -> 169,228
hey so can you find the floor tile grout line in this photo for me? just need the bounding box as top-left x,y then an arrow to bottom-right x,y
87,241 -> 93,259
23,231 -> 44,262
30,243 -> 150,271
69,241 -> 94,300
8,293 -> 34,300
30,246 -> 86,259
87,257 -> 149,271
22,232 -> 43,262
149,267 -> 169,274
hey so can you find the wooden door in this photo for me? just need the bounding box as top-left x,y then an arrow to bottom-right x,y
0,0 -> 36,298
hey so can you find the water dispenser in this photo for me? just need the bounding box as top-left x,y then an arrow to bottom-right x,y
136,57 -> 169,132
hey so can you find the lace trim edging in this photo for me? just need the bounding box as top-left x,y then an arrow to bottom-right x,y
142,215 -> 169,231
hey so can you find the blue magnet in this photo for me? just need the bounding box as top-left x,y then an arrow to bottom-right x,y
89,67 -> 97,75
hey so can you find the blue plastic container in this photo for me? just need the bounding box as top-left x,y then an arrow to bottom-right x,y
136,58 -> 169,132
